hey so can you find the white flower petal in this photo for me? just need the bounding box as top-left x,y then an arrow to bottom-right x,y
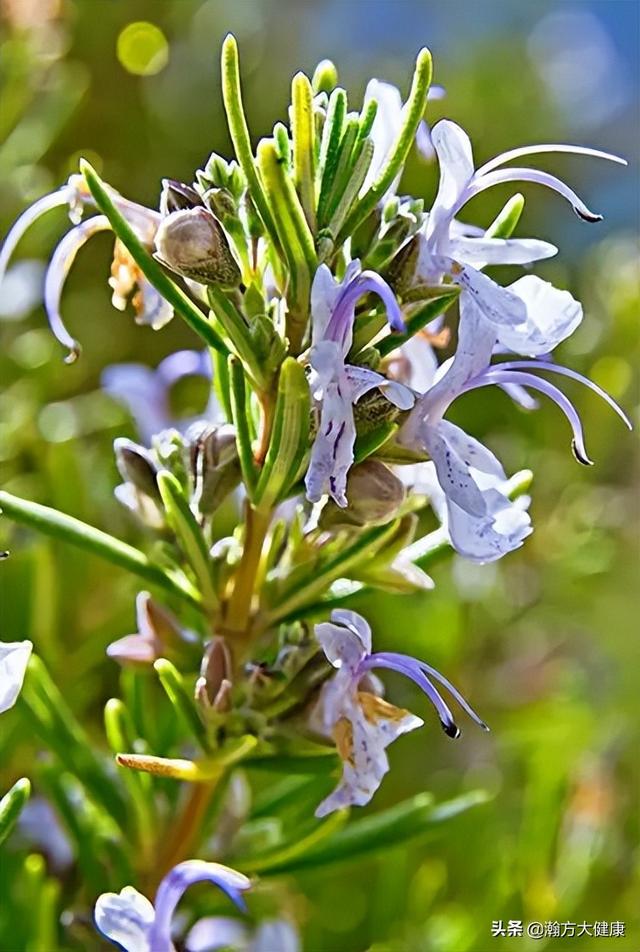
315,616 -> 368,671
421,424 -> 490,518
362,79 -> 405,196
429,121 -> 475,237
94,886 -> 155,952
0,641 -> 33,714
315,693 -> 423,817
445,259 -> 527,327
447,236 -> 558,269
447,489 -> 532,563
497,275 -> 583,355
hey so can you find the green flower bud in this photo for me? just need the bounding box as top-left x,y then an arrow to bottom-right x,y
353,386 -> 406,432
154,207 -> 241,287
202,186 -> 237,223
320,459 -> 406,528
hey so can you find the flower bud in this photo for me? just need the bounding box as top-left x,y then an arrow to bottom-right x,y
196,637 -> 232,712
154,207 -> 241,287
114,438 -> 160,500
320,459 -> 406,528
187,422 -> 241,516
385,233 -> 421,292
353,386 -> 406,431
159,178 -> 202,216
202,187 -> 236,223
106,592 -> 191,667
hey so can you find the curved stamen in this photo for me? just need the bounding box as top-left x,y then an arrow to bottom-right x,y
493,361 -> 632,430
461,168 -> 602,222
44,215 -> 112,362
476,143 -> 627,178
373,651 -> 489,730
463,369 -> 592,464
0,188 -> 73,286
361,652 -> 460,737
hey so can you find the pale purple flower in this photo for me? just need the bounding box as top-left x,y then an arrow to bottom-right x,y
416,119 -> 625,355
185,917 -> 300,952
0,174 -> 171,362
305,261 -> 414,507
0,640 -> 33,714
106,591 -> 193,667
94,860 -> 251,952
311,610 -> 487,816
401,296 -> 630,561
400,298 -> 533,562
102,349 -> 215,443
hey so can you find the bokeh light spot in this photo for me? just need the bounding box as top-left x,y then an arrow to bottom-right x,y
116,22 -> 169,77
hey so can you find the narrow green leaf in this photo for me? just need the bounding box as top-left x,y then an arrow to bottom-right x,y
154,658 -> 210,753
338,48 -> 432,243
104,699 -> 155,853
326,137 -> 374,237
258,790 -> 489,875
318,88 -> 347,196
20,655 -> 128,825
156,471 -> 218,610
228,356 -> 259,499
273,122 -> 291,167
212,346 -> 233,421
311,59 -> 338,95
251,775 -> 319,818
254,358 -> 311,508
291,72 -> 317,230
220,35 -> 281,250
356,97 -> 378,143
37,764 -> 131,890
237,809 -> 347,873
0,777 -> 31,846
319,118 -> 361,227
257,140 -> 317,274
24,852 -> 60,952
266,520 -> 399,625
354,421 -> 399,463
206,286 -> 265,388
485,193 -> 525,239
80,159 -> 226,353
0,490 -> 202,609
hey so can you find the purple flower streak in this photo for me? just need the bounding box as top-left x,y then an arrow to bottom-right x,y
305,263 -> 413,506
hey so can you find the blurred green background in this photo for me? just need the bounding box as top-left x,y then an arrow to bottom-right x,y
0,1 -> 638,950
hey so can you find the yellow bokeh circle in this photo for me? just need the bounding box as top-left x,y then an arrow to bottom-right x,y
116,21 -> 169,77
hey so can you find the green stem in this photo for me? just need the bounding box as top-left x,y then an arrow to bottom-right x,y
80,160 -> 226,353
224,502 -> 271,636
0,490 -> 202,609
228,356 -> 259,499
